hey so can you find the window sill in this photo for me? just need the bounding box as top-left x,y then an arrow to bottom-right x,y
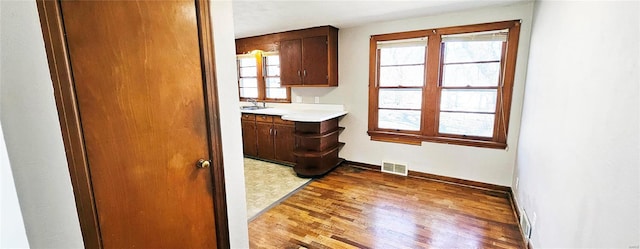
368,130 -> 507,149
239,98 -> 291,104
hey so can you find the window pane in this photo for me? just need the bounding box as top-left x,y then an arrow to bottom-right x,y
239,57 -> 256,67
239,78 -> 257,88
266,88 -> 287,99
240,67 -> 257,77
380,46 -> 425,66
442,62 -> 500,87
443,41 -> 502,64
240,87 -> 258,98
439,112 -> 494,137
440,89 -> 497,113
379,89 -> 422,109
378,109 -> 421,131
265,65 -> 280,76
379,65 -> 424,87
265,77 -> 281,88
265,55 -> 279,65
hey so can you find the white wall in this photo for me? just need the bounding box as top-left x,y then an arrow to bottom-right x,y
0,2 -> 30,247
0,0 -> 84,248
210,0 -> 250,247
514,1 -> 639,248
292,2 -> 534,186
1,121 -> 30,249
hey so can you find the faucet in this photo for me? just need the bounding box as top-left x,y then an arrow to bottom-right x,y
248,98 -> 258,107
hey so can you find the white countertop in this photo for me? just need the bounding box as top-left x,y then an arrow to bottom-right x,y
240,104 -> 347,122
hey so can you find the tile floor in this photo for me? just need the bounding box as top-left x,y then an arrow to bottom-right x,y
243,158 -> 312,219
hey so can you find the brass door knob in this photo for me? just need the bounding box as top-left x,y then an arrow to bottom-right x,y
197,159 -> 210,168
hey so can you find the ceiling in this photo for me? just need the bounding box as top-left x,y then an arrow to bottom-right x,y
232,0 -> 527,38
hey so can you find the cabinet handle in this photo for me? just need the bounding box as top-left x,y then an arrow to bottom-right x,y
303,70 -> 307,77
274,129 -> 277,136
297,70 -> 301,77
269,128 -> 273,135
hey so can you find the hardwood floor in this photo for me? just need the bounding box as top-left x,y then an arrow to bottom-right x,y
248,164 -> 525,249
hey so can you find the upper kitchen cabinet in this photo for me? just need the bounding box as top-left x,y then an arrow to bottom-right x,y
236,26 -> 338,87
280,36 -> 329,86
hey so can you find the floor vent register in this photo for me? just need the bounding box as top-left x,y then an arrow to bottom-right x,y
381,161 -> 408,176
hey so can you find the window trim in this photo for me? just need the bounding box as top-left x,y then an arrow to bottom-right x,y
237,51 -> 291,103
237,53 -> 259,101
367,20 -> 521,149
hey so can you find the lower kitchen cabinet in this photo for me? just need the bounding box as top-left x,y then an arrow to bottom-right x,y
292,117 -> 345,177
241,113 -> 257,157
273,122 -> 296,163
241,113 -> 295,165
256,120 -> 275,159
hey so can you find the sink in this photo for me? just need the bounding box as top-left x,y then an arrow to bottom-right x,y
240,106 -> 270,110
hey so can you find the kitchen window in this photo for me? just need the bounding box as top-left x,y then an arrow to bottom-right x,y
368,20 -> 521,149
376,37 -> 427,132
237,51 -> 290,102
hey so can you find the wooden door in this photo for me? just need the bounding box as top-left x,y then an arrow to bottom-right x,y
279,39 -> 303,85
53,1 -> 220,248
242,120 -> 258,157
302,36 -> 329,85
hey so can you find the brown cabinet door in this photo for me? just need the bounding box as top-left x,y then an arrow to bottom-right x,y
59,1 -> 218,248
279,39 -> 302,85
274,124 -> 296,163
302,36 -> 329,85
256,122 -> 276,160
242,120 -> 258,157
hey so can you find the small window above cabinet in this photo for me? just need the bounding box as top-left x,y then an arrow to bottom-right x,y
235,25 -> 339,88
236,51 -> 290,103
237,54 -> 258,99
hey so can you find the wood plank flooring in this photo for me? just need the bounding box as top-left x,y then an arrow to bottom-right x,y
248,164 -> 525,249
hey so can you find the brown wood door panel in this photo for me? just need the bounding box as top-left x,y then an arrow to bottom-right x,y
279,39 -> 302,85
302,36 -> 328,85
60,1 -> 217,248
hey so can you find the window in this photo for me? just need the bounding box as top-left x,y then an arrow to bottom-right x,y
377,38 -> 426,131
238,54 -> 258,99
237,51 -> 290,102
368,21 -> 520,149
263,53 -> 287,99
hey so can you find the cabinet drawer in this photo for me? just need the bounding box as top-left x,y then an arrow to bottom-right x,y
255,115 -> 273,123
241,113 -> 255,121
274,116 -> 294,126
